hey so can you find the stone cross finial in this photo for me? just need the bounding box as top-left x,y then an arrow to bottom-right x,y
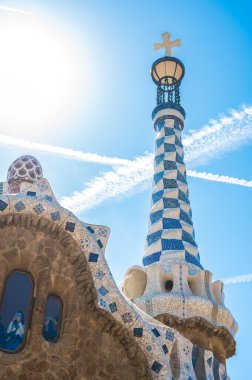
154,32 -> 181,56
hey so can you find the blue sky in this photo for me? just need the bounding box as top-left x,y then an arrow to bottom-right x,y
0,0 -> 251,377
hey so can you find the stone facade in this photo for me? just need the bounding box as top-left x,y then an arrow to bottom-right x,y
0,158 -> 229,379
0,218 -> 151,380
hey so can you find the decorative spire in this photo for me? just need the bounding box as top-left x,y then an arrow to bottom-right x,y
122,36 -> 237,367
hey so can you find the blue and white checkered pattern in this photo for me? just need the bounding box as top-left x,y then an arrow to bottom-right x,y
143,114 -> 202,269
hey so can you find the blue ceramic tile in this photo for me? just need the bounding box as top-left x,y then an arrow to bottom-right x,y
0,200 -> 8,211
109,302 -> 117,313
88,253 -> 99,263
133,327 -> 143,337
51,211 -> 60,221
14,201 -> 25,212
152,328 -> 160,337
33,203 -> 44,214
65,222 -> 75,232
151,361 -> 163,374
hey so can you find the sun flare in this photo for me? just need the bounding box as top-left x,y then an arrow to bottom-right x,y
0,12 -> 83,137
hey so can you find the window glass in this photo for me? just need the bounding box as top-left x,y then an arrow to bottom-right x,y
165,280 -> 173,292
43,295 -> 62,343
0,270 -> 34,352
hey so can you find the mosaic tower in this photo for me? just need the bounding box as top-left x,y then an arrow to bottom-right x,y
122,33 -> 237,369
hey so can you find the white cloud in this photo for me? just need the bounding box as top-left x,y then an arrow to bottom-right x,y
222,273 -> 252,285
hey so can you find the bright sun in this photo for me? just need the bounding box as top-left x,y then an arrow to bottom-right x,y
0,11 -> 83,137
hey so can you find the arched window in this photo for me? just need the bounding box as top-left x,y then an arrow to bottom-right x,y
0,270 -> 34,353
165,280 -> 173,292
42,295 -> 62,343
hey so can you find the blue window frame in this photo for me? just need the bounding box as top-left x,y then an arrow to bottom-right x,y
43,295 -> 62,343
0,270 -> 34,353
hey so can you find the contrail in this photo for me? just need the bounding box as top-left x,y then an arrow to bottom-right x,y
184,105 -> 252,168
188,170 -> 252,188
0,134 -> 130,167
1,105 -> 252,168
61,167 -> 252,213
0,5 -> 33,15
1,105 -> 252,212
61,154 -> 153,212
222,273 -> 252,285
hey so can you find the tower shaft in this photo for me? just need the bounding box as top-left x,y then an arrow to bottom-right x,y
144,105 -> 202,270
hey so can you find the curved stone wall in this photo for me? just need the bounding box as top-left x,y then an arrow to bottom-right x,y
0,217 -> 151,380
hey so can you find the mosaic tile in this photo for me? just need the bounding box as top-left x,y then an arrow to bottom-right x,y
98,286 -> 108,296
121,312 -> 133,323
163,178 -> 178,189
133,327 -> 143,337
97,239 -> 103,249
164,143 -> 176,152
166,330 -> 174,341
150,210 -> 163,224
162,344 -> 169,354
65,221 -> 76,232
152,190 -> 164,203
14,200 -> 26,212
151,361 -> 163,374
184,362 -> 191,371
161,239 -> 184,251
97,227 -> 108,237
182,230 -> 197,247
145,298 -> 154,315
33,203 -> 45,214
147,230 -> 162,246
164,127 -> 175,136
37,181 -> 48,191
88,253 -> 99,263
154,171 -> 164,185
180,209 -> 192,225
80,236 -> 92,249
109,302 -> 117,313
51,211 -> 60,221
152,328 -> 161,337
27,191 -> 36,197
162,218 -> 181,229
44,195 -> 53,202
86,225 -> 95,233
163,161 -> 177,171
99,298 -> 106,308
95,270 -> 105,280
156,136 -> 165,148
0,199 -> 8,211
143,251 -> 161,266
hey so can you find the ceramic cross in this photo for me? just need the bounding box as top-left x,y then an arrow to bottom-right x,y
154,32 -> 181,56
